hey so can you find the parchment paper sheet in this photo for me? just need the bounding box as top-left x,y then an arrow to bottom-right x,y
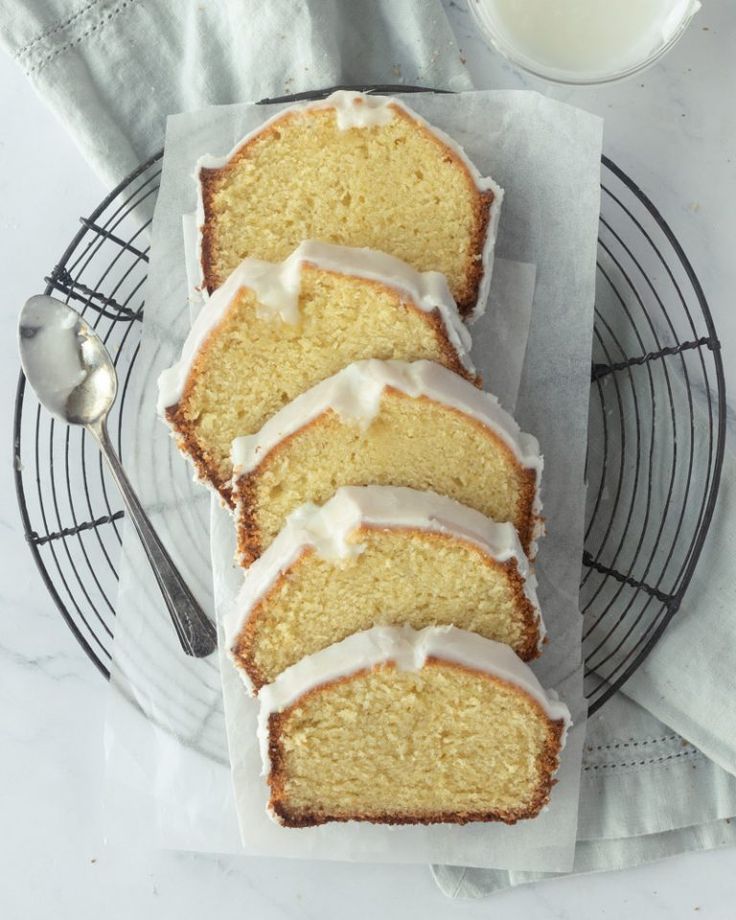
103,91 -> 601,873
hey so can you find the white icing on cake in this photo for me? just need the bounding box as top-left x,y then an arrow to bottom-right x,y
196,90 -> 503,320
224,485 -> 544,692
331,91 -> 396,130
181,212 -> 206,312
257,624 -> 571,775
156,242 -> 475,414
231,358 -> 542,483
474,177 -> 503,325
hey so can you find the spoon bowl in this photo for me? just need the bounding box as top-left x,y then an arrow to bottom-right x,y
19,295 -> 118,426
18,295 -> 217,659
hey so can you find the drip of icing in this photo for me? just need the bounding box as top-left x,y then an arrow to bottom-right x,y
182,212 -> 205,310
157,242 -> 475,414
231,359 -> 542,480
256,624 -> 571,775
331,91 -> 396,130
279,497 -> 365,561
195,91 -> 504,321
224,485 -> 545,690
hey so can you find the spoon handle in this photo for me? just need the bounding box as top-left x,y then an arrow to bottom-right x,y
89,420 -> 218,658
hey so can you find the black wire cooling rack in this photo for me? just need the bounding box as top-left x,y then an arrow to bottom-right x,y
13,86 -> 726,717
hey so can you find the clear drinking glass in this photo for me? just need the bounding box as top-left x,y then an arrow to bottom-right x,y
468,0 -> 702,86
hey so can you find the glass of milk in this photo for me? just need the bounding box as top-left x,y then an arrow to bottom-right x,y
469,0 -> 701,84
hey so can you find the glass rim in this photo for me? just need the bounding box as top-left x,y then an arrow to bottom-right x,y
468,1 -> 700,87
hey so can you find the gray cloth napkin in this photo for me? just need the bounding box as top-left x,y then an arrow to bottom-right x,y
0,0 -> 472,185
4,0 -> 734,898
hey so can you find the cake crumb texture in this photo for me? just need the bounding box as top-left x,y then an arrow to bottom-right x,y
168,266 -> 475,502
268,660 -> 563,826
200,105 -> 493,315
233,528 -> 540,690
236,392 -> 537,564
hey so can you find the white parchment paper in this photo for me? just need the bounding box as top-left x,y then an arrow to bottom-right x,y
103,91 -> 601,873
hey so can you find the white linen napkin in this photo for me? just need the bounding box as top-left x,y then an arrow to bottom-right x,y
4,0 -> 735,897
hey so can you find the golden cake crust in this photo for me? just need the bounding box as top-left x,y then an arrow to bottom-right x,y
199,102 -> 495,317
165,404 -> 235,506
234,394 -> 539,566
266,660 -> 565,827
231,527 -> 541,692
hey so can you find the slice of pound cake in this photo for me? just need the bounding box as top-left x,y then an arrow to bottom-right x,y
258,625 -> 570,827
198,91 -> 502,318
157,242 -> 476,503
232,359 -> 542,565
226,486 -> 544,692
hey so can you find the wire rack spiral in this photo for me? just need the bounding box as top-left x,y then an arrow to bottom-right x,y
13,86 -> 726,720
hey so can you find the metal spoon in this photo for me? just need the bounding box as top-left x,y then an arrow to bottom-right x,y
18,295 -> 217,658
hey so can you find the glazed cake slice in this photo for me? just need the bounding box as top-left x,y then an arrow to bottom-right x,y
231,359 -> 542,565
157,242 -> 476,503
258,625 -> 570,827
198,90 -> 503,319
226,486 -> 544,692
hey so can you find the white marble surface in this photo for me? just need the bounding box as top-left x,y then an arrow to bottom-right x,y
1,2 -> 735,916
